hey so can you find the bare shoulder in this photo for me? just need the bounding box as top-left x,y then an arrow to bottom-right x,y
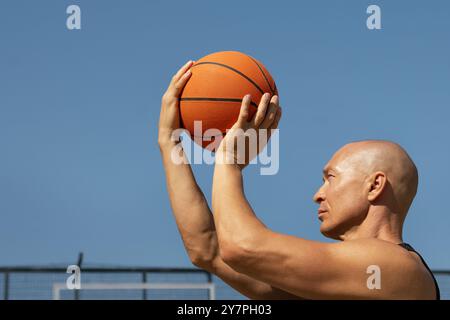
330,238 -> 436,299
333,238 -> 413,259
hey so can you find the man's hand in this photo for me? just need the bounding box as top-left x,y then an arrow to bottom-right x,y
158,60 -> 194,148
216,93 -> 282,169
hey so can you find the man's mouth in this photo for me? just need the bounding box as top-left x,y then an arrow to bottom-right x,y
318,210 -> 327,220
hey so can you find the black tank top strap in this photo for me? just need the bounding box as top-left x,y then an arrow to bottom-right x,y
398,243 -> 440,300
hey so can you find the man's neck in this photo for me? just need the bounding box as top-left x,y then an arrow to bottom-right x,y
340,211 -> 403,244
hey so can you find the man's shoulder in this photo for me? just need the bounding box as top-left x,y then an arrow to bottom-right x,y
333,238 -> 409,255
333,238 -> 421,270
331,238 -> 435,299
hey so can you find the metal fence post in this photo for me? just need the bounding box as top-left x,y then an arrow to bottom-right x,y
142,272 -> 147,300
206,272 -> 213,300
74,252 -> 83,300
4,272 -> 9,300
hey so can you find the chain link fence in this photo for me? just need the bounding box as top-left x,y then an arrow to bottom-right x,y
0,267 -> 447,300
0,267 -> 244,300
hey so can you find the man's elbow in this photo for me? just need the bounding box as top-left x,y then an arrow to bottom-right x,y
217,228 -> 267,270
190,253 -> 208,269
188,251 -> 217,272
219,240 -> 252,270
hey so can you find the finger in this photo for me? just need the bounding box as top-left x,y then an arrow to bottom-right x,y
270,106 -> 282,130
260,95 -> 279,129
173,69 -> 192,95
252,93 -> 271,127
266,106 -> 282,141
236,94 -> 252,126
171,60 -> 195,84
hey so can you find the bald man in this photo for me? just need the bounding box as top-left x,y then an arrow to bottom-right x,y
158,61 -> 440,299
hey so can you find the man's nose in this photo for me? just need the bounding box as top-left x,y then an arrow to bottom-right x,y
313,186 -> 326,204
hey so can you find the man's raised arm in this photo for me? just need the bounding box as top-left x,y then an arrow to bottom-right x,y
158,61 -> 300,300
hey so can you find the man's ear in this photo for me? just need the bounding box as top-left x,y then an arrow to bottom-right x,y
367,171 -> 387,202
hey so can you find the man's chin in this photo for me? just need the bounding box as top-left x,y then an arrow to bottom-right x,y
320,223 -> 341,240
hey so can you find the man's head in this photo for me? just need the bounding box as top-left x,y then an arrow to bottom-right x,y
313,140 -> 418,240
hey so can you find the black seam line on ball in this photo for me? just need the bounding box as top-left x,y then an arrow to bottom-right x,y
191,134 -> 226,138
180,97 -> 258,108
248,56 -> 275,95
192,61 -> 264,95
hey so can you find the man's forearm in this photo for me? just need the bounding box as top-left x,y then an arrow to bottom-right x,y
159,142 -> 217,265
212,158 -> 268,252
160,142 -> 204,204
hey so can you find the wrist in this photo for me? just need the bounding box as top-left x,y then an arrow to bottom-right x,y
158,138 -> 179,153
215,149 -> 244,171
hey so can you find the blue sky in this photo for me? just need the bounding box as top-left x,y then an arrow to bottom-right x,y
0,0 -> 449,274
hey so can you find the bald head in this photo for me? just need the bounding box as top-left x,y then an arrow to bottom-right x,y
333,140 -> 418,215
314,140 -> 419,240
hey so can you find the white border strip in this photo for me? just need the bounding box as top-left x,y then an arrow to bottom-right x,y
53,282 -> 215,300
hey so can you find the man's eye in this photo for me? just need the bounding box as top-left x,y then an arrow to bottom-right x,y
327,174 -> 334,179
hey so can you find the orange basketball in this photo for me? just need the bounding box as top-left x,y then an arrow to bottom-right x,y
180,51 -> 278,149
